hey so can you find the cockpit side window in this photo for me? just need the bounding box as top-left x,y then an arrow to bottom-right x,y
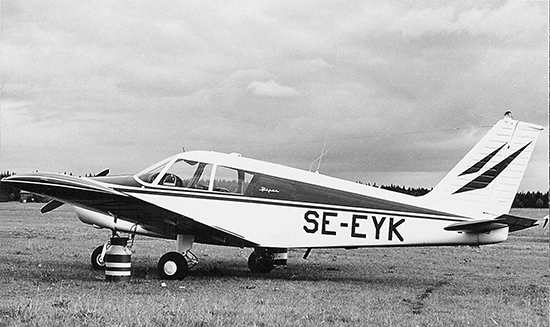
185,162 -> 213,190
213,166 -> 253,194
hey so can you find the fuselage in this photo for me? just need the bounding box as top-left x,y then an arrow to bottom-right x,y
82,151 -> 508,248
2,150 -> 511,249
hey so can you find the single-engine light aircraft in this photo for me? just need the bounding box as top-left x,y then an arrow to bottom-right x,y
1,113 -> 544,280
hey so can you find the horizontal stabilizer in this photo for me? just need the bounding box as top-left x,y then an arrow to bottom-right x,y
444,214 -> 539,233
444,219 -> 507,233
496,214 -> 540,232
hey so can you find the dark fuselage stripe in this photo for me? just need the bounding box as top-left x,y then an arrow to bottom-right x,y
116,187 -> 464,223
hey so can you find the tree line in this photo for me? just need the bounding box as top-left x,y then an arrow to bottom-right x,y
357,182 -> 548,208
0,171 -> 20,201
1,171 -> 547,208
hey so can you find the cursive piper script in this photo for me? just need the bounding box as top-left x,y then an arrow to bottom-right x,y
259,187 -> 280,194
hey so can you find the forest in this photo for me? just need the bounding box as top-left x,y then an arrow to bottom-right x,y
376,183 -> 548,208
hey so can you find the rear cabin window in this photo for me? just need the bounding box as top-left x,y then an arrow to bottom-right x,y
213,166 -> 253,194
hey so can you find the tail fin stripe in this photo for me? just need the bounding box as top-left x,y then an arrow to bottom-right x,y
458,143 -> 507,176
453,141 -> 532,194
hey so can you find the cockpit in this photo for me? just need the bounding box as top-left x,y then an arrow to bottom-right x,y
135,153 -> 254,195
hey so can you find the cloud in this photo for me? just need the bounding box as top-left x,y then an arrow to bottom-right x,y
391,7 -> 457,37
247,80 -> 300,98
1,1 -> 547,191
456,2 -> 547,40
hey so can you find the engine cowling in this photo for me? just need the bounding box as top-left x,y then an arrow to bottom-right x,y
73,206 -> 165,238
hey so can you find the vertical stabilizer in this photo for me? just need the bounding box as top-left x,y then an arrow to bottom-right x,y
424,116 -> 543,218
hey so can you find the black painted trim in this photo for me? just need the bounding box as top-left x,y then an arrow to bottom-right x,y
119,187 -> 462,222
458,143 -> 507,176
454,142 -> 531,194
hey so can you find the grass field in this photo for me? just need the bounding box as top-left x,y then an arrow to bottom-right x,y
0,202 -> 548,326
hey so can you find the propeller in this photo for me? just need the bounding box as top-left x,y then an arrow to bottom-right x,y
40,200 -> 64,214
95,169 -> 109,177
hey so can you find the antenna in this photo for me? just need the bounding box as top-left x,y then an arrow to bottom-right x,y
309,137 -> 334,173
316,139 -> 327,173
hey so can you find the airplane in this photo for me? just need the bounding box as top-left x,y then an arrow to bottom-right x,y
1,113 -> 544,280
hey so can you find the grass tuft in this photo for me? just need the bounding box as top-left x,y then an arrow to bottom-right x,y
0,204 -> 548,326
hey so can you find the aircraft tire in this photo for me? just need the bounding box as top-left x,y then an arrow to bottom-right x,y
91,245 -> 106,271
157,252 -> 188,280
247,250 -> 274,274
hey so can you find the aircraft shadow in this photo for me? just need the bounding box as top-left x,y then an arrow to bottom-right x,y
3,255 -> 443,288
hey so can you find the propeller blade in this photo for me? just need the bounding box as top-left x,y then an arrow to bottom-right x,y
96,169 -> 109,177
40,200 -> 64,214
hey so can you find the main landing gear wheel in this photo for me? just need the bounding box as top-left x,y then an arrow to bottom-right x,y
248,250 -> 274,274
91,245 -> 106,270
158,252 -> 188,280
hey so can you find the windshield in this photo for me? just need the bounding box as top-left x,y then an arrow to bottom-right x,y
136,158 -> 172,184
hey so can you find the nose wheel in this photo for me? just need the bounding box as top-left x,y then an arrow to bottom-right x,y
91,244 -> 107,270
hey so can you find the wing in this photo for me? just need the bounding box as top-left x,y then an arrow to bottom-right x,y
2,173 -> 256,247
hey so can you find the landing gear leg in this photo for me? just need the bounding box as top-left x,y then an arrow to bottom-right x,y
247,248 -> 274,274
157,235 -> 196,280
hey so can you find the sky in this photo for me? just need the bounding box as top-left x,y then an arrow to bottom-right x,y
1,1 -> 548,191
